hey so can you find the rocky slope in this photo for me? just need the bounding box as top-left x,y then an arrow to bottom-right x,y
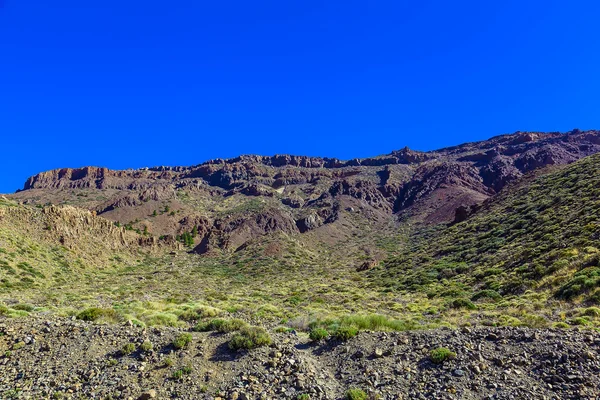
9,130 -> 600,254
1,317 -> 600,400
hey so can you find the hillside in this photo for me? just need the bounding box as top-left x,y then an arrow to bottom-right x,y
2,131 -> 600,330
4,131 -> 600,398
369,152 -> 600,328
9,130 -> 600,257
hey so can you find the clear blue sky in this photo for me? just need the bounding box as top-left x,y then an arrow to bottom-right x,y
1,1 -> 599,193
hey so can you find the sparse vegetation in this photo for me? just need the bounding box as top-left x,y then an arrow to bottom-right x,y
345,388 -> 367,400
429,347 -> 456,364
173,333 -> 193,349
140,340 -> 153,352
229,326 -> 272,350
334,326 -> 359,341
309,328 -> 329,341
121,343 -> 136,355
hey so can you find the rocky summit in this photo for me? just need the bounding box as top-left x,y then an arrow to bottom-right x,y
4,130 -> 600,399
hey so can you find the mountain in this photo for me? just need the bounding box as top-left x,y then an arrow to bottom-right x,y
1,129 -> 600,329
4,130 -> 600,398
9,130 -> 600,256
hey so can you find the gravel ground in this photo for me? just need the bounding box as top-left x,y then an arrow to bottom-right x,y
1,317 -> 599,399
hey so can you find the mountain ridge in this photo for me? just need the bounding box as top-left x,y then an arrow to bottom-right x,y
10,130 -> 600,255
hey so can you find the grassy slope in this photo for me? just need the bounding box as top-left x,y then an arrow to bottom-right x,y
4,154 -> 600,331
370,153 -> 600,328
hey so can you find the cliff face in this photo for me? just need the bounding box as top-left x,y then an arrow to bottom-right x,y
11,130 -> 600,253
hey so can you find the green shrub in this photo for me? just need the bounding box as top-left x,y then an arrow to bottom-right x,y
429,347 -> 456,364
76,307 -> 104,321
194,318 -> 246,333
0,304 -> 8,316
557,267 -> 600,299
12,303 -> 34,312
297,395 -> 311,400
339,314 -> 413,331
229,326 -> 271,350
471,290 -> 502,302
581,307 -> 600,318
77,307 -> 118,322
172,365 -> 192,380
140,340 -> 153,352
450,298 -> 477,310
309,328 -> 329,341
163,357 -> 175,367
173,333 -> 193,349
121,343 -> 136,355
345,388 -> 367,400
569,316 -> 591,326
334,326 -> 359,341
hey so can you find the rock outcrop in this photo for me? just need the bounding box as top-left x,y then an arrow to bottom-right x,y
11,130 -> 600,252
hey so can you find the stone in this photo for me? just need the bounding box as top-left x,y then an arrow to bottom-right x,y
137,389 -> 157,400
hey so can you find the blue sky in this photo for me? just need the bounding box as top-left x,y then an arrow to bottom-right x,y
1,0 -> 600,193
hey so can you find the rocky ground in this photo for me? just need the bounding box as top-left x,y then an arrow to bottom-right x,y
1,317 -> 600,399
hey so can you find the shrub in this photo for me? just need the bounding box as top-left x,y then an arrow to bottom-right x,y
12,303 -> 34,312
297,395 -> 311,400
77,307 -> 118,322
345,388 -> 367,400
309,328 -> 329,341
172,366 -> 192,380
580,307 -> 600,318
557,267 -> 600,299
173,333 -> 193,349
334,326 -> 359,341
76,307 -> 104,321
140,340 -> 153,352
194,318 -> 246,333
569,317 -> 591,326
450,298 -> 477,310
163,357 -> 175,367
229,326 -> 271,350
339,314 -> 410,331
471,290 -> 502,302
429,347 -> 456,364
121,343 -> 136,355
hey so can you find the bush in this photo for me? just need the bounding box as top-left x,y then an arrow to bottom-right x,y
229,326 -> 272,350
12,303 -> 34,312
580,307 -> 600,318
450,298 -> 477,310
76,307 -> 104,321
334,326 -> 359,341
429,347 -> 456,364
345,388 -> 367,400
140,340 -> 153,352
297,395 -> 311,400
471,290 -> 502,302
173,333 -> 193,349
163,357 -> 175,367
172,366 -> 192,380
569,316 -> 591,326
309,328 -> 329,342
121,343 -> 136,355
77,307 -> 117,322
339,314 -> 414,331
194,318 -> 246,333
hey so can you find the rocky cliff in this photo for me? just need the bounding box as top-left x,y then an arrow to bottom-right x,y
11,129 -> 600,253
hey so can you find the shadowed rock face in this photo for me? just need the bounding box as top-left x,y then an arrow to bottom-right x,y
11,130 -> 600,252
